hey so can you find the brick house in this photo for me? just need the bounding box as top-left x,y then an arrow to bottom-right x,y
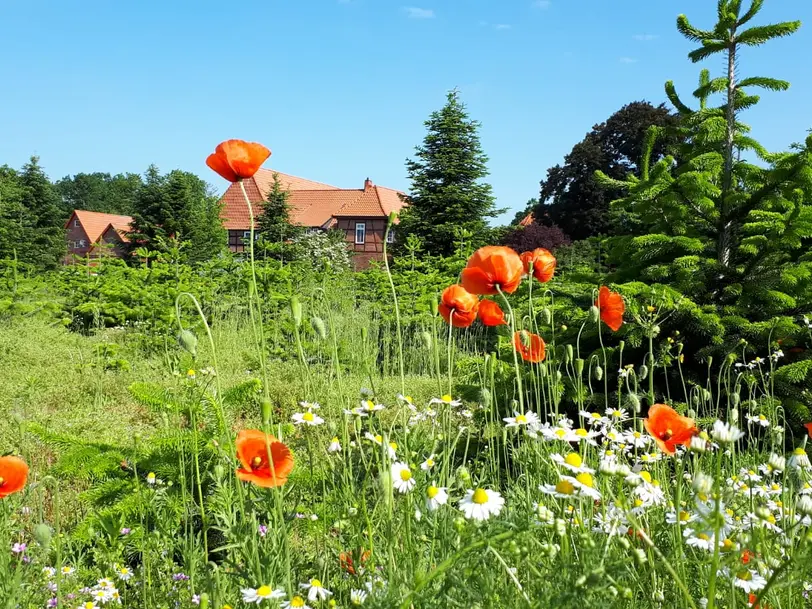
219,169 -> 407,269
64,210 -> 133,262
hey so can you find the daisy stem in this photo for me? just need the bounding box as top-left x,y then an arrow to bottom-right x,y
382,217 -> 405,396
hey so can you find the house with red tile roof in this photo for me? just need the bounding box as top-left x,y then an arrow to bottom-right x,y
64,210 -> 133,262
219,169 -> 407,269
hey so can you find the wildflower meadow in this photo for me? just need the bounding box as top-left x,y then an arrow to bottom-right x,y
3,1 -> 812,608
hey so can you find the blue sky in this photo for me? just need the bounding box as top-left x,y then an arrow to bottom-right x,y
2,0 -> 811,223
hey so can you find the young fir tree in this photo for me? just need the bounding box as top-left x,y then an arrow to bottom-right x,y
17,157 -> 66,269
257,173 -> 302,243
397,90 -> 499,257
599,0 -> 812,422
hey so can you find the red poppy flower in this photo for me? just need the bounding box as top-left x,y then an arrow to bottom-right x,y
643,404 -> 698,455
461,246 -> 524,295
513,331 -> 546,363
206,139 -> 271,182
805,422 -> 812,439
478,300 -> 506,326
596,286 -> 625,332
520,248 -> 557,283
0,456 -> 29,498
339,549 -> 371,575
438,285 -> 480,328
235,429 -> 294,488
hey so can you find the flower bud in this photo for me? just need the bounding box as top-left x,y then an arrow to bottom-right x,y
311,316 -> 327,340
627,394 -> 641,413
431,295 -> 438,317
177,329 -> 198,357
594,366 -> 603,381
33,523 -> 52,549
575,358 -> 584,376
566,344 -> 574,363
420,331 -> 433,350
638,365 -> 649,380
797,495 -> 812,517
589,306 -> 600,323
541,308 -> 552,325
261,397 -> 272,425
290,296 -> 302,327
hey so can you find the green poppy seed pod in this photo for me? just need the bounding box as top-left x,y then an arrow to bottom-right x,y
618,341 -> 625,352
538,362 -> 548,378
541,308 -> 552,326
261,397 -> 272,425
177,329 -> 198,357
214,464 -> 225,480
560,324 -> 568,331
566,344 -> 574,363
420,330 -> 433,350
33,523 -> 52,549
479,387 -> 492,408
746,399 -> 758,410
627,393 -> 641,413
638,365 -> 649,381
311,316 -> 327,340
198,594 -> 209,609
730,393 -> 740,407
575,358 -> 584,376
687,408 -> 696,419
555,370 -> 563,383
730,408 -> 739,420
290,296 -> 302,327
430,295 -> 438,317
594,365 -> 604,381
701,389 -> 712,403
589,305 -> 600,323
707,356 -> 713,367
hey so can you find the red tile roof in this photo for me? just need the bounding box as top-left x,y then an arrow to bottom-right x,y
220,169 -> 407,230
67,210 -> 134,243
518,212 -> 534,227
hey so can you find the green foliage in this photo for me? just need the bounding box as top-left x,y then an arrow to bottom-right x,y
257,172 -> 305,256
54,171 -> 143,216
396,89 -> 500,257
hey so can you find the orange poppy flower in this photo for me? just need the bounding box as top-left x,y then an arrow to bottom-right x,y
520,248 -> 557,283
0,456 -> 29,498
479,299 -> 506,326
206,139 -> 271,183
513,331 -> 546,363
643,404 -> 698,455
461,246 -> 524,295
805,422 -> 812,439
748,593 -> 770,609
438,285 -> 480,328
596,286 -> 625,332
235,429 -> 294,488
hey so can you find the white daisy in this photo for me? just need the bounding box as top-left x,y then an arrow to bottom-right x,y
77,603 -> 99,609
391,462 -> 416,494
281,596 -> 311,609
720,567 -> 768,594
425,484 -> 448,511
420,454 -> 437,470
605,407 -> 630,423
711,420 -> 744,444
300,578 -> 332,602
361,399 -> 385,413
503,411 -> 540,428
550,452 -> 595,474
458,488 -> 504,520
350,589 -> 368,605
242,585 -> 287,604
327,437 -> 342,453
429,394 -> 462,407
343,406 -> 368,417
364,433 -> 397,459
789,447 -> 811,470
746,413 -> 770,428
292,411 -> 325,426
579,410 -> 609,426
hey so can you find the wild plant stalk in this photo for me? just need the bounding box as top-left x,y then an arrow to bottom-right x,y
497,286 -> 524,412
383,215 -> 405,395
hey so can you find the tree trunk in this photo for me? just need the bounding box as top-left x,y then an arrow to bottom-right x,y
719,31 -> 738,268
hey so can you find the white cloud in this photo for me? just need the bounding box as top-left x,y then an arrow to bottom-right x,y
494,23 -> 511,30
533,0 -> 551,8
619,56 -> 638,64
633,34 -> 658,41
403,6 -> 435,19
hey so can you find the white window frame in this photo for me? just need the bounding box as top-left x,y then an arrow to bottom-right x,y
242,231 -> 258,241
73,219 -> 80,227
386,229 -> 395,244
79,239 -> 87,247
355,222 -> 366,244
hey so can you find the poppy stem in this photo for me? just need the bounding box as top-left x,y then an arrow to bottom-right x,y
497,286 -> 525,412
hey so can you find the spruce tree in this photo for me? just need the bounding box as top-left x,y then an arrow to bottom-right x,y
257,173 -> 302,242
397,90 -> 499,257
599,1 -> 812,417
17,157 -> 66,269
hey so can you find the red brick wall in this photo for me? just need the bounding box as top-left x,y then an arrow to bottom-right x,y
97,226 -> 128,258
335,217 -> 392,270
65,216 -> 92,258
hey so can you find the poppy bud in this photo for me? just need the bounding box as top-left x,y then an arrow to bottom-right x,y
538,362 -> 548,378
730,408 -> 739,420
33,523 -> 52,549
575,358 -> 584,376
311,316 -> 327,340
565,344 -> 574,363
541,308 -> 551,325
290,296 -> 302,327
730,393 -> 740,407
388,211 -> 398,227
479,388 -> 492,408
261,397 -> 272,425
177,329 -> 198,357
627,393 -> 641,413
555,370 -> 563,383
430,295 -> 438,317
726,353 -> 736,366
214,464 -> 225,480
594,366 -> 604,381
420,331 -> 433,350
638,365 -> 649,381
589,306 -> 600,323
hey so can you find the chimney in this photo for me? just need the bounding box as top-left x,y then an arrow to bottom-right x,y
364,177 -> 373,191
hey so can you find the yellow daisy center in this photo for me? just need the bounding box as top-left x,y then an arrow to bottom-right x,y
516,414 -> 528,424
698,533 -> 710,541
441,394 -> 453,403
555,480 -> 575,495
303,412 -> 314,422
793,448 -> 807,456
291,597 -> 306,608
427,486 -> 439,498
374,435 -> 383,443
472,488 -> 489,504
576,472 -> 594,488
679,511 -> 690,522
564,453 -> 583,468
721,539 -> 734,551
639,471 -> 652,484
389,442 -> 398,450
575,428 -> 589,437
257,586 -> 272,597
736,570 -> 752,582
634,498 -> 643,507
311,579 -> 322,588
555,429 -> 567,438
399,468 -> 412,482
590,412 -> 601,419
